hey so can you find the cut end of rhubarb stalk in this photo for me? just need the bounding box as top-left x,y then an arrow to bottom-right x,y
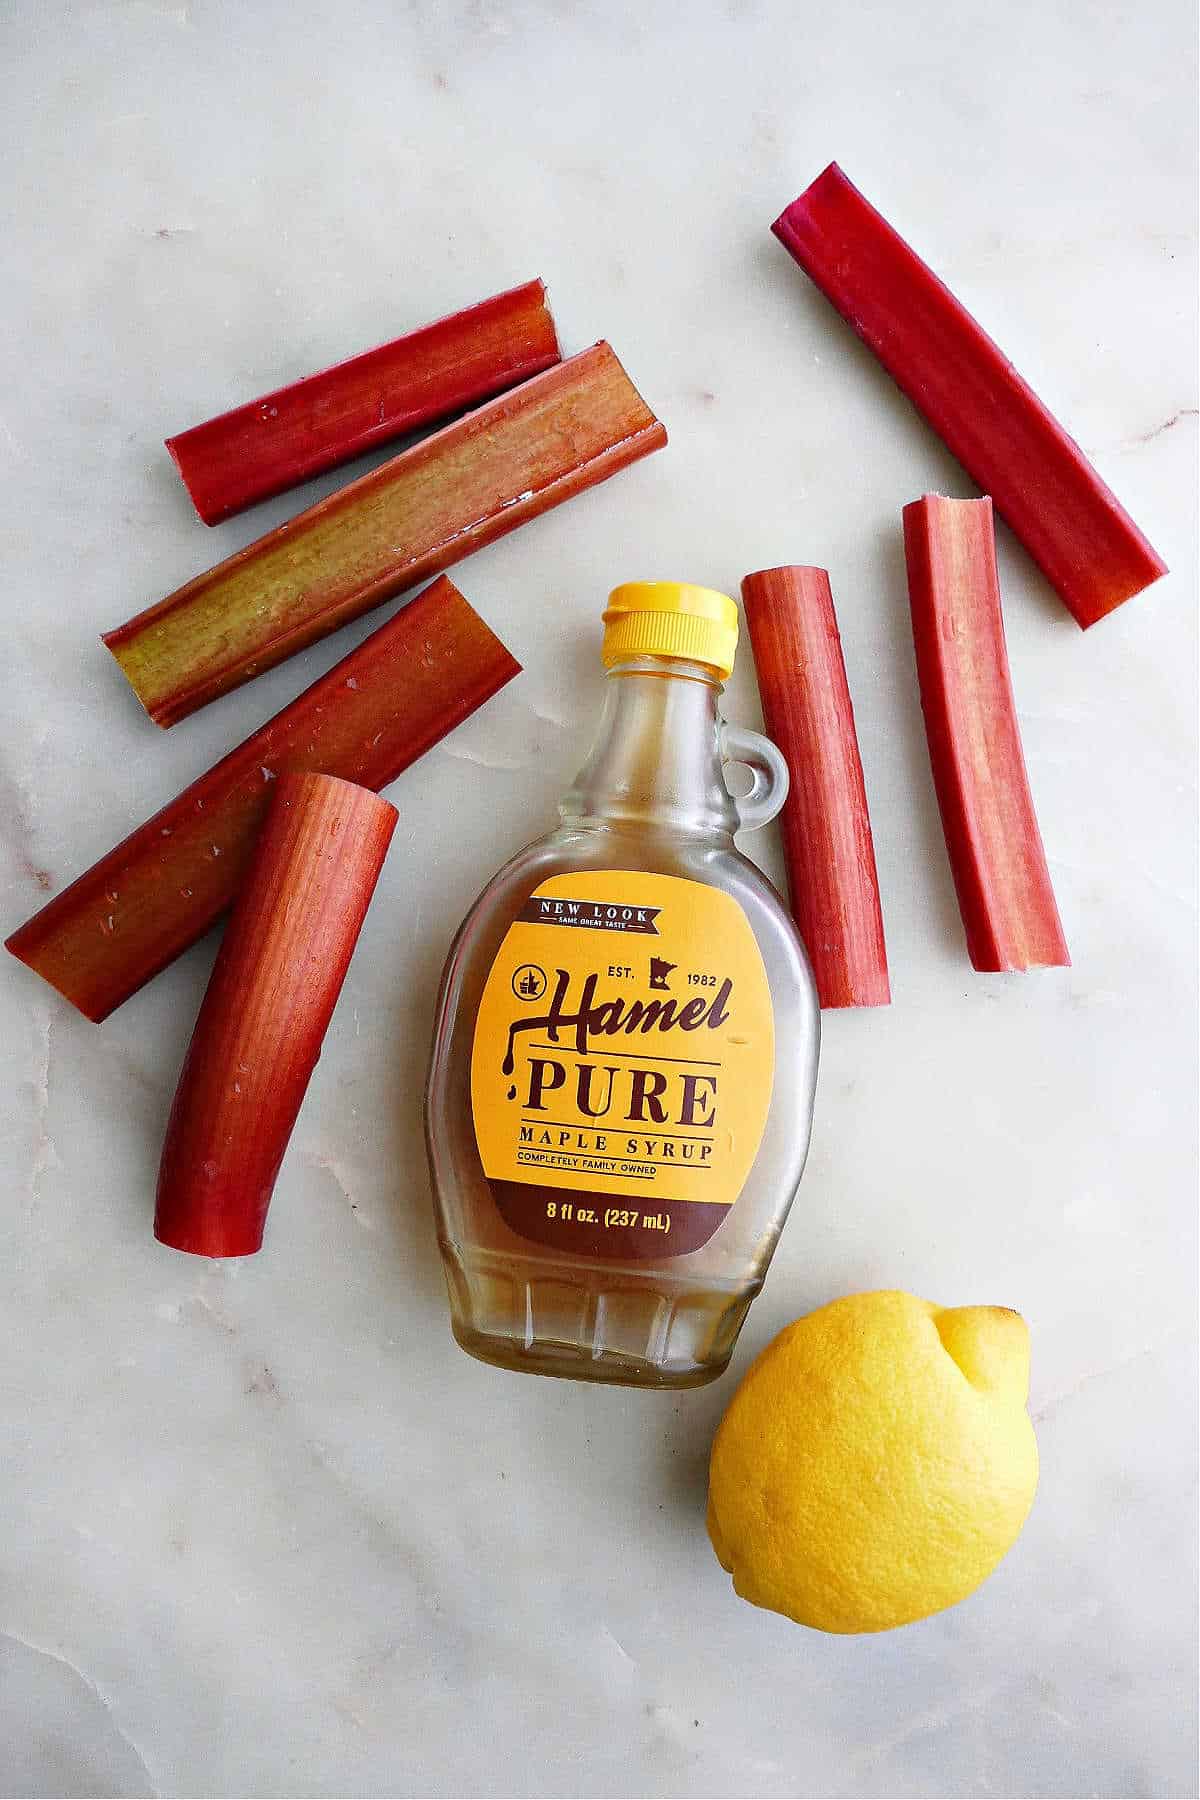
8,575 -> 520,1021
165,279 -> 562,525
902,494 -> 1071,972
107,341 -> 665,727
154,772 -> 397,1257
773,164 -> 1167,627
741,564 -> 891,1009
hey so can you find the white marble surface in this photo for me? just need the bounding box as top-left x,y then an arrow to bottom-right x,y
1,3 -> 1196,1796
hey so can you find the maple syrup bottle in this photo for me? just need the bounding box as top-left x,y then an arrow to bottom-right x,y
425,583 -> 819,1386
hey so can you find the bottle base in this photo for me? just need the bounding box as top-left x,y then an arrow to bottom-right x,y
440,1244 -> 758,1390
451,1320 -> 731,1388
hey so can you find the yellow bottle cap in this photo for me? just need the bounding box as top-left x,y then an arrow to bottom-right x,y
602,581 -> 739,678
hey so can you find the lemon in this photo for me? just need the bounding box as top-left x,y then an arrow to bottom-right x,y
707,1290 -> 1038,1633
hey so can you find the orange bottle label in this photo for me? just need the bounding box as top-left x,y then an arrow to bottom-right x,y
470,871 -> 774,1257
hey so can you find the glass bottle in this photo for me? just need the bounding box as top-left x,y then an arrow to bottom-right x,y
424,582 -> 819,1387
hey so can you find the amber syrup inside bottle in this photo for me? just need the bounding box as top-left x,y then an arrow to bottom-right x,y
424,583 -> 819,1386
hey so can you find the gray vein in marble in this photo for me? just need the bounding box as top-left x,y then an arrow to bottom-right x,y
436,740 -> 534,773
1032,1332 -> 1187,1423
598,1624 -> 638,1670
27,1012 -> 55,1215
183,1285 -> 240,1336
303,1147 -> 375,1229
0,1628 -> 159,1799
242,1359 -> 284,1406
1127,407 -> 1198,444
0,758 -> 54,896
527,704 -> 570,732
851,1678 -> 1011,1772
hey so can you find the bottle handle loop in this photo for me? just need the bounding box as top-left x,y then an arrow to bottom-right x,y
719,723 -> 790,832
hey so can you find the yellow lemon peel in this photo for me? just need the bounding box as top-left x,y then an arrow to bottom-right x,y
707,1290 -> 1038,1633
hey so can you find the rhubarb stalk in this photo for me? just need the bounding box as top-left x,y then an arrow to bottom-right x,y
7,575 -> 519,1021
903,495 -> 1070,971
154,773 -> 397,1257
166,280 -> 561,525
741,565 -> 890,1008
107,343 -> 666,726
773,165 -> 1167,627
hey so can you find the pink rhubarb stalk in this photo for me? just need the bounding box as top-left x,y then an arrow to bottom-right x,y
741,565 -> 890,1008
7,576 -> 519,1020
107,343 -> 665,726
903,495 -> 1070,971
154,773 -> 397,1258
773,164 -> 1167,627
166,279 -> 561,525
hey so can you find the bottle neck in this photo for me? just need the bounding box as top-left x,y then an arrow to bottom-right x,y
560,655 -> 739,837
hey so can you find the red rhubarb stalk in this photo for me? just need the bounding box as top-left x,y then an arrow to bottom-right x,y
166,279 -> 561,525
773,164 -> 1167,627
741,565 -> 890,1008
7,576 -> 519,1021
902,495 -> 1070,972
107,343 -> 665,726
154,773 -> 397,1258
